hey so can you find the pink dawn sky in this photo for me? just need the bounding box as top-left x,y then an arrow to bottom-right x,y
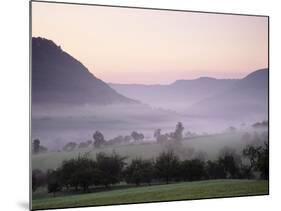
32,2 -> 268,84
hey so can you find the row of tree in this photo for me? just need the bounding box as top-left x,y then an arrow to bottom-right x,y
32,122 -> 185,154
32,142 -> 268,195
154,122 -> 184,144
92,131 -> 144,148
125,142 -> 268,185
32,120 -> 268,154
32,152 -> 126,194
32,131 -> 143,154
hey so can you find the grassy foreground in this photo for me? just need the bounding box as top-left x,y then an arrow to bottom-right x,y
32,179 -> 268,210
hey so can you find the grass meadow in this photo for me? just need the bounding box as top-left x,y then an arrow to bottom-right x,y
32,179 -> 268,210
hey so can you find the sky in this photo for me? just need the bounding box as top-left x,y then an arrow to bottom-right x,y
32,1 -> 268,84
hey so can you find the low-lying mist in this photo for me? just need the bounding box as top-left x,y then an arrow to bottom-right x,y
32,102 -> 267,151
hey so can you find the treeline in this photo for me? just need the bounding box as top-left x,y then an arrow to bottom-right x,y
252,120 -> 268,129
32,152 -> 126,194
32,131 -> 146,154
32,122 -> 185,154
154,122 -> 184,144
32,142 -> 268,196
32,121 -> 269,154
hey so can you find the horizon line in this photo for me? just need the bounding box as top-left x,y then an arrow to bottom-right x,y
107,68 -> 268,86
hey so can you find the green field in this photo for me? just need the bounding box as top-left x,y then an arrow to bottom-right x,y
32,132 -> 254,171
32,179 -> 268,210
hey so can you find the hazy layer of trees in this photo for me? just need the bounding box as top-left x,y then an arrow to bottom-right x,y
32,141 -> 268,196
32,139 -> 48,154
32,120 -> 268,154
252,120 -> 268,129
154,122 -> 184,144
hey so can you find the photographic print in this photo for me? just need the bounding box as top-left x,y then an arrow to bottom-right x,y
30,1 -> 269,210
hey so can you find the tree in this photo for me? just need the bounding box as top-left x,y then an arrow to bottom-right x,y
124,158 -> 154,186
256,142 -> 269,179
96,152 -> 126,187
140,159 -> 155,185
218,148 -> 241,179
59,155 -> 100,192
60,158 -> 79,190
75,157 -> 97,191
252,120 -> 268,129
218,154 -> 240,178
154,129 -> 167,144
242,142 -> 268,179
169,122 -> 184,143
124,135 -> 132,143
32,139 -> 40,154
32,169 -> 46,192
32,139 -> 48,154
131,131 -> 138,141
154,129 -> 161,141
180,159 -> 206,181
62,142 -> 77,152
205,160 -> 226,179
227,126 -> 237,133
155,150 -> 180,184
242,145 -> 260,178
93,131 -> 106,148
131,131 -> 144,142
174,122 -> 184,142
154,129 -> 170,144
47,169 -> 61,197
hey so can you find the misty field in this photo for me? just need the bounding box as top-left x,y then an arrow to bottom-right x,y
32,132 -> 250,171
32,179 -> 268,210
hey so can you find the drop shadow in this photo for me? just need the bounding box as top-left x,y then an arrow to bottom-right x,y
17,201 -> 29,210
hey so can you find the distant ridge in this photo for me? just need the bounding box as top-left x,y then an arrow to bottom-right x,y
110,68 -> 268,119
187,68 -> 268,118
110,75 -> 239,109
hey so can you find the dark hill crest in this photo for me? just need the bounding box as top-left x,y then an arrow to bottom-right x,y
32,37 -> 138,105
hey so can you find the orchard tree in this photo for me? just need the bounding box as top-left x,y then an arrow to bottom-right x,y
96,152 -> 126,187
62,142 -> 77,152
154,129 -> 161,141
131,131 -> 144,142
180,159 -> 206,181
205,160 -> 226,179
256,142 -> 269,179
218,148 -> 241,179
174,122 -> 184,142
155,150 -> 180,184
124,158 -> 154,186
32,169 -> 46,192
47,169 -> 61,197
242,145 -> 260,178
32,139 -> 40,154
170,122 -> 184,143
93,131 -> 106,148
